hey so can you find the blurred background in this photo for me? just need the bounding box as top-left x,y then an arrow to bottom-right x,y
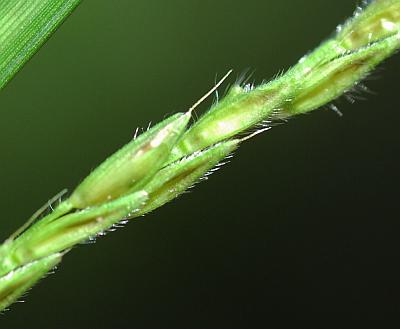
1,0 -> 400,327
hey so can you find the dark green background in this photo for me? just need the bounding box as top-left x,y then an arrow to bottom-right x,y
1,0 -> 400,327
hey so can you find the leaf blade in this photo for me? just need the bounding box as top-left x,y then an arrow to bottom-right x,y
0,0 -> 81,90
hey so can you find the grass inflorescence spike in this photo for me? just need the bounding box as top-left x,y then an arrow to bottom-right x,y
0,0 -> 399,313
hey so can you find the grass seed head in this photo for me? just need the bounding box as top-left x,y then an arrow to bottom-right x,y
69,113 -> 190,208
0,254 -> 62,311
138,140 -> 239,216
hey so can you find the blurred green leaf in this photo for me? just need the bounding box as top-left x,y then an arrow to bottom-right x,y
0,0 -> 81,90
